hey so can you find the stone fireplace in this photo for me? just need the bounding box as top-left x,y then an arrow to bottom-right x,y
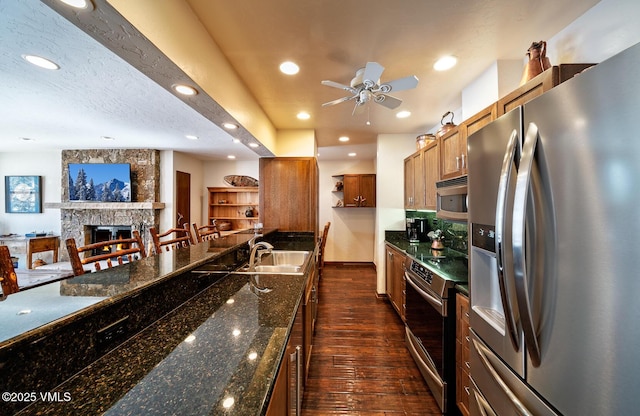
59,149 -> 163,259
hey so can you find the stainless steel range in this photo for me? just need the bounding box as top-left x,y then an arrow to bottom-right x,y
403,252 -> 467,414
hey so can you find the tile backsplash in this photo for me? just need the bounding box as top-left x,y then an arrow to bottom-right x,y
406,211 -> 468,253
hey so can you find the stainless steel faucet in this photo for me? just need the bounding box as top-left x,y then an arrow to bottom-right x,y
249,241 -> 274,271
247,233 -> 263,251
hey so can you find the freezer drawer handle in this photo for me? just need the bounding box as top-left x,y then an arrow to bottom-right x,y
495,128 -> 521,350
472,337 -> 533,416
472,386 -> 498,416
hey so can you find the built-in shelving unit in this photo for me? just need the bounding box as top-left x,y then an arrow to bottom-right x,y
207,187 -> 259,232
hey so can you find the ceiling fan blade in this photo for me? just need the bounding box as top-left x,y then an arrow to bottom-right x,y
322,95 -> 356,107
321,80 -> 357,94
379,75 -> 419,93
362,62 -> 385,88
374,94 -> 402,109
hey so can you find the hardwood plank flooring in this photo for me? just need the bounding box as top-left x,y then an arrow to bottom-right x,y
302,264 -> 442,415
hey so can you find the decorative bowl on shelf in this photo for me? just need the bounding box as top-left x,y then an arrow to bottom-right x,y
218,222 -> 232,231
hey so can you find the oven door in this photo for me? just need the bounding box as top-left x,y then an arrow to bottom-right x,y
404,269 -> 446,412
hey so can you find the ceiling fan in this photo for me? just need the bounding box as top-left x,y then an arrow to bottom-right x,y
321,62 -> 419,115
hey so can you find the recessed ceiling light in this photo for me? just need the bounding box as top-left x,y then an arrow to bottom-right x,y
185,135 -> 198,140
434,55 -> 458,71
396,110 -> 411,118
338,136 -> 349,142
222,122 -> 238,130
227,155 -> 236,160
249,143 -> 259,148
279,61 -> 299,75
348,152 -> 357,157
297,111 -> 310,120
22,54 -> 60,70
233,138 -> 241,144
58,0 -> 93,9
172,84 -> 198,96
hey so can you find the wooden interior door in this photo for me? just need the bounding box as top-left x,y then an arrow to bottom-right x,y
176,171 -> 190,227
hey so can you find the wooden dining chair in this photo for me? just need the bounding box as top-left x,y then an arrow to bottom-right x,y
149,224 -> 195,255
0,245 -> 20,298
318,222 -> 331,277
192,221 -> 221,243
27,236 -> 60,269
65,230 -> 147,276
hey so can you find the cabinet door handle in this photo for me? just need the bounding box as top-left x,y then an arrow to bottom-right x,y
461,153 -> 466,169
455,156 -> 460,170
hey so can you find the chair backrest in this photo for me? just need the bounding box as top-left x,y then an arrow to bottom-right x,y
192,221 -> 221,243
27,236 -> 60,269
65,230 -> 147,276
318,222 -> 331,274
149,223 -> 195,255
0,245 -> 20,298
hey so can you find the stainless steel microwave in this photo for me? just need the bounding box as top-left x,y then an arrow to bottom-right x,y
436,176 -> 468,221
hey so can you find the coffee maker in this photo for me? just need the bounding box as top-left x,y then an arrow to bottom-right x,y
406,218 -> 430,242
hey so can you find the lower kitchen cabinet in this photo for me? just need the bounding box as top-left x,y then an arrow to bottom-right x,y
385,243 -> 406,321
456,292 -> 471,416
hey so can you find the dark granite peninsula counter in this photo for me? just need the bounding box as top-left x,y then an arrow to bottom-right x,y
0,230 -> 317,416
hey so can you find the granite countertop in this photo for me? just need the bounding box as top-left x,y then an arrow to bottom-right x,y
0,230 -> 276,346
19,271 -> 306,415
385,230 -> 468,283
9,228 -> 315,415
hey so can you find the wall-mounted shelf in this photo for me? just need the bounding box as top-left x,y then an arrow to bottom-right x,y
331,174 -> 376,208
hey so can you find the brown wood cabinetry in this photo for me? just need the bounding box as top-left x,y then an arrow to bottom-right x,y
207,187 -> 259,232
260,157 -> 318,235
404,140 -> 438,210
497,64 -> 594,116
334,174 -> 376,207
385,243 -> 406,322
456,292 -> 471,416
439,126 -> 465,180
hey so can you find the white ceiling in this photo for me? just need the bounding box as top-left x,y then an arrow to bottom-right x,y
1,0 -> 600,161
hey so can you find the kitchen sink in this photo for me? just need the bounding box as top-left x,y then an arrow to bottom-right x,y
235,250 -> 310,275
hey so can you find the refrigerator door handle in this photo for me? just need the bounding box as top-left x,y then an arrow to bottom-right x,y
472,387 -> 498,416
512,122 -> 542,367
472,337 -> 534,416
495,129 -> 521,351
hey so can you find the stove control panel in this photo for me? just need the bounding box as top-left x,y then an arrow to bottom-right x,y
409,260 -> 433,285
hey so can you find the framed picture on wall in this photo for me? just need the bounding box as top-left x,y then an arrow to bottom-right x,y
5,176 -> 42,213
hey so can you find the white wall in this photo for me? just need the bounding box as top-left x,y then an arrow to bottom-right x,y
0,151 -> 62,236
318,159 -> 377,263
374,134 -> 417,294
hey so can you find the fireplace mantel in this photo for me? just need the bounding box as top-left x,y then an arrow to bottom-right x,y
46,202 -> 165,210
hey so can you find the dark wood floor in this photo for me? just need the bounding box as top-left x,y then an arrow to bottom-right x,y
302,263 -> 442,415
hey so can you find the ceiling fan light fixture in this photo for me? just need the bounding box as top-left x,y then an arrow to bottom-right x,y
279,61 -> 299,75
434,55 -> 458,71
22,54 -> 60,70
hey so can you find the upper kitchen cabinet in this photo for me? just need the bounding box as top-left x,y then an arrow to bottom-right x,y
441,103 -> 498,180
260,157 -> 319,235
404,140 -> 438,210
497,64 -> 594,116
335,174 -> 376,208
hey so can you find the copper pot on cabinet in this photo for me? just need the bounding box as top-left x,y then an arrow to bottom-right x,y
436,111 -> 456,138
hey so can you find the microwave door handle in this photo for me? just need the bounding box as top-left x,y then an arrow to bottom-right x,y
495,129 -> 521,351
512,122 -> 543,367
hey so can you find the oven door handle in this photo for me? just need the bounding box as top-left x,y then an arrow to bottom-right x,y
404,270 -> 444,313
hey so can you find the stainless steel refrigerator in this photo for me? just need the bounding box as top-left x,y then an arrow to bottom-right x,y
467,40 -> 640,415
